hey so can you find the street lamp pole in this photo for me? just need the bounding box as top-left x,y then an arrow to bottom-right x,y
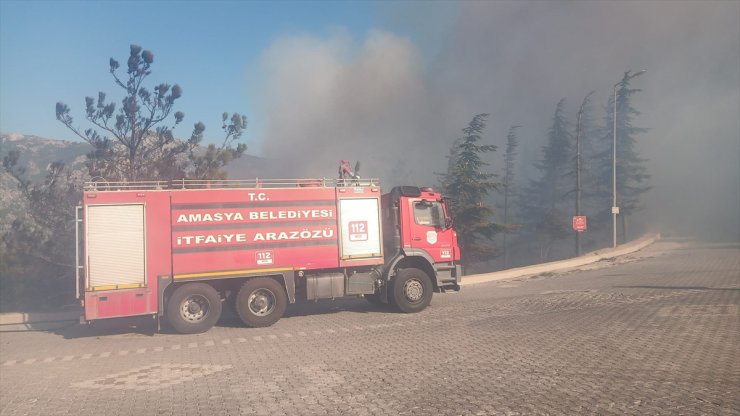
575,91 -> 593,256
612,69 -> 646,248
612,82 -> 618,248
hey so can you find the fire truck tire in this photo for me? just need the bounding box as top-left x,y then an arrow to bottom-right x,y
391,268 -> 433,313
235,278 -> 287,328
166,283 -> 223,334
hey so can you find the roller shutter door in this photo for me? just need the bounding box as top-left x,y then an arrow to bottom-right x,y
87,204 -> 145,289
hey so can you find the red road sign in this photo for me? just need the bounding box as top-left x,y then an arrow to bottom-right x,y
572,216 -> 587,232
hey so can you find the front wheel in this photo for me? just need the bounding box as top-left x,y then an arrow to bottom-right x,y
391,268 -> 433,313
166,283 -> 222,334
235,278 -> 287,328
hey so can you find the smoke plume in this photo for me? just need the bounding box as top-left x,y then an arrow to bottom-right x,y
255,1 -> 739,241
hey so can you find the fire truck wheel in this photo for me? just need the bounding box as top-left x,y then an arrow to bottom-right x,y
235,278 -> 287,328
391,268 -> 433,313
166,283 -> 223,334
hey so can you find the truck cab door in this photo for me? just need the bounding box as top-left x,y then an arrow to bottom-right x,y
404,198 -> 455,262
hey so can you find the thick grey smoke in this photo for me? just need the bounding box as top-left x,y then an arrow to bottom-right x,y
256,29 -> 448,185
255,1 -> 739,242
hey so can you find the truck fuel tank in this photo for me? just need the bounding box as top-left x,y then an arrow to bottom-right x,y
306,273 -> 345,301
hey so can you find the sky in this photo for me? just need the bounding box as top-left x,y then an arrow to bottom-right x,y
1,0 -> 739,242
0,0 -> 382,145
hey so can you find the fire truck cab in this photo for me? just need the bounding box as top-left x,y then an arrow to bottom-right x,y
75,178 -> 461,333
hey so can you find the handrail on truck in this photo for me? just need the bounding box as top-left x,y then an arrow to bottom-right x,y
75,205 -> 83,300
83,178 -> 380,191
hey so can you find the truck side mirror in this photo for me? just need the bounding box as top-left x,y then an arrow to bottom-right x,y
444,217 -> 453,229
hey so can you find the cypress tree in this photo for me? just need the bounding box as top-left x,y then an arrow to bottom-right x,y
520,99 -> 573,259
439,114 -> 504,266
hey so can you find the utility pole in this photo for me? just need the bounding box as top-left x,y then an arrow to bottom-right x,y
575,91 -> 594,256
612,70 -> 646,248
612,81 -> 619,248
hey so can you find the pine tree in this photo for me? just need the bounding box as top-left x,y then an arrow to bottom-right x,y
439,114 -> 503,266
594,70 -> 650,243
55,44 -> 246,182
189,113 -> 248,179
501,125 -> 520,268
520,98 -> 573,260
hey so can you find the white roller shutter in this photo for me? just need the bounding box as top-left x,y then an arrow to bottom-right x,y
86,204 -> 145,289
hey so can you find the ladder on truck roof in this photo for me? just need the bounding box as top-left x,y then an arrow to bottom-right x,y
83,177 -> 381,192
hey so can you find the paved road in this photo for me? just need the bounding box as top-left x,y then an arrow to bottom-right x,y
1,240 -> 738,415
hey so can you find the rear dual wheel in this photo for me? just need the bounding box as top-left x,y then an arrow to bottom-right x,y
166,283 -> 222,334
235,277 -> 287,328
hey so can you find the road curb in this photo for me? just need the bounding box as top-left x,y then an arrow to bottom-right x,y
0,234 -> 659,326
461,233 -> 661,286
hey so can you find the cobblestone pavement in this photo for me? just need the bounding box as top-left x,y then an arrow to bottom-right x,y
1,240 -> 738,415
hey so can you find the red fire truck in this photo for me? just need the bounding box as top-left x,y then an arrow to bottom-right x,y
75,177 -> 461,333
